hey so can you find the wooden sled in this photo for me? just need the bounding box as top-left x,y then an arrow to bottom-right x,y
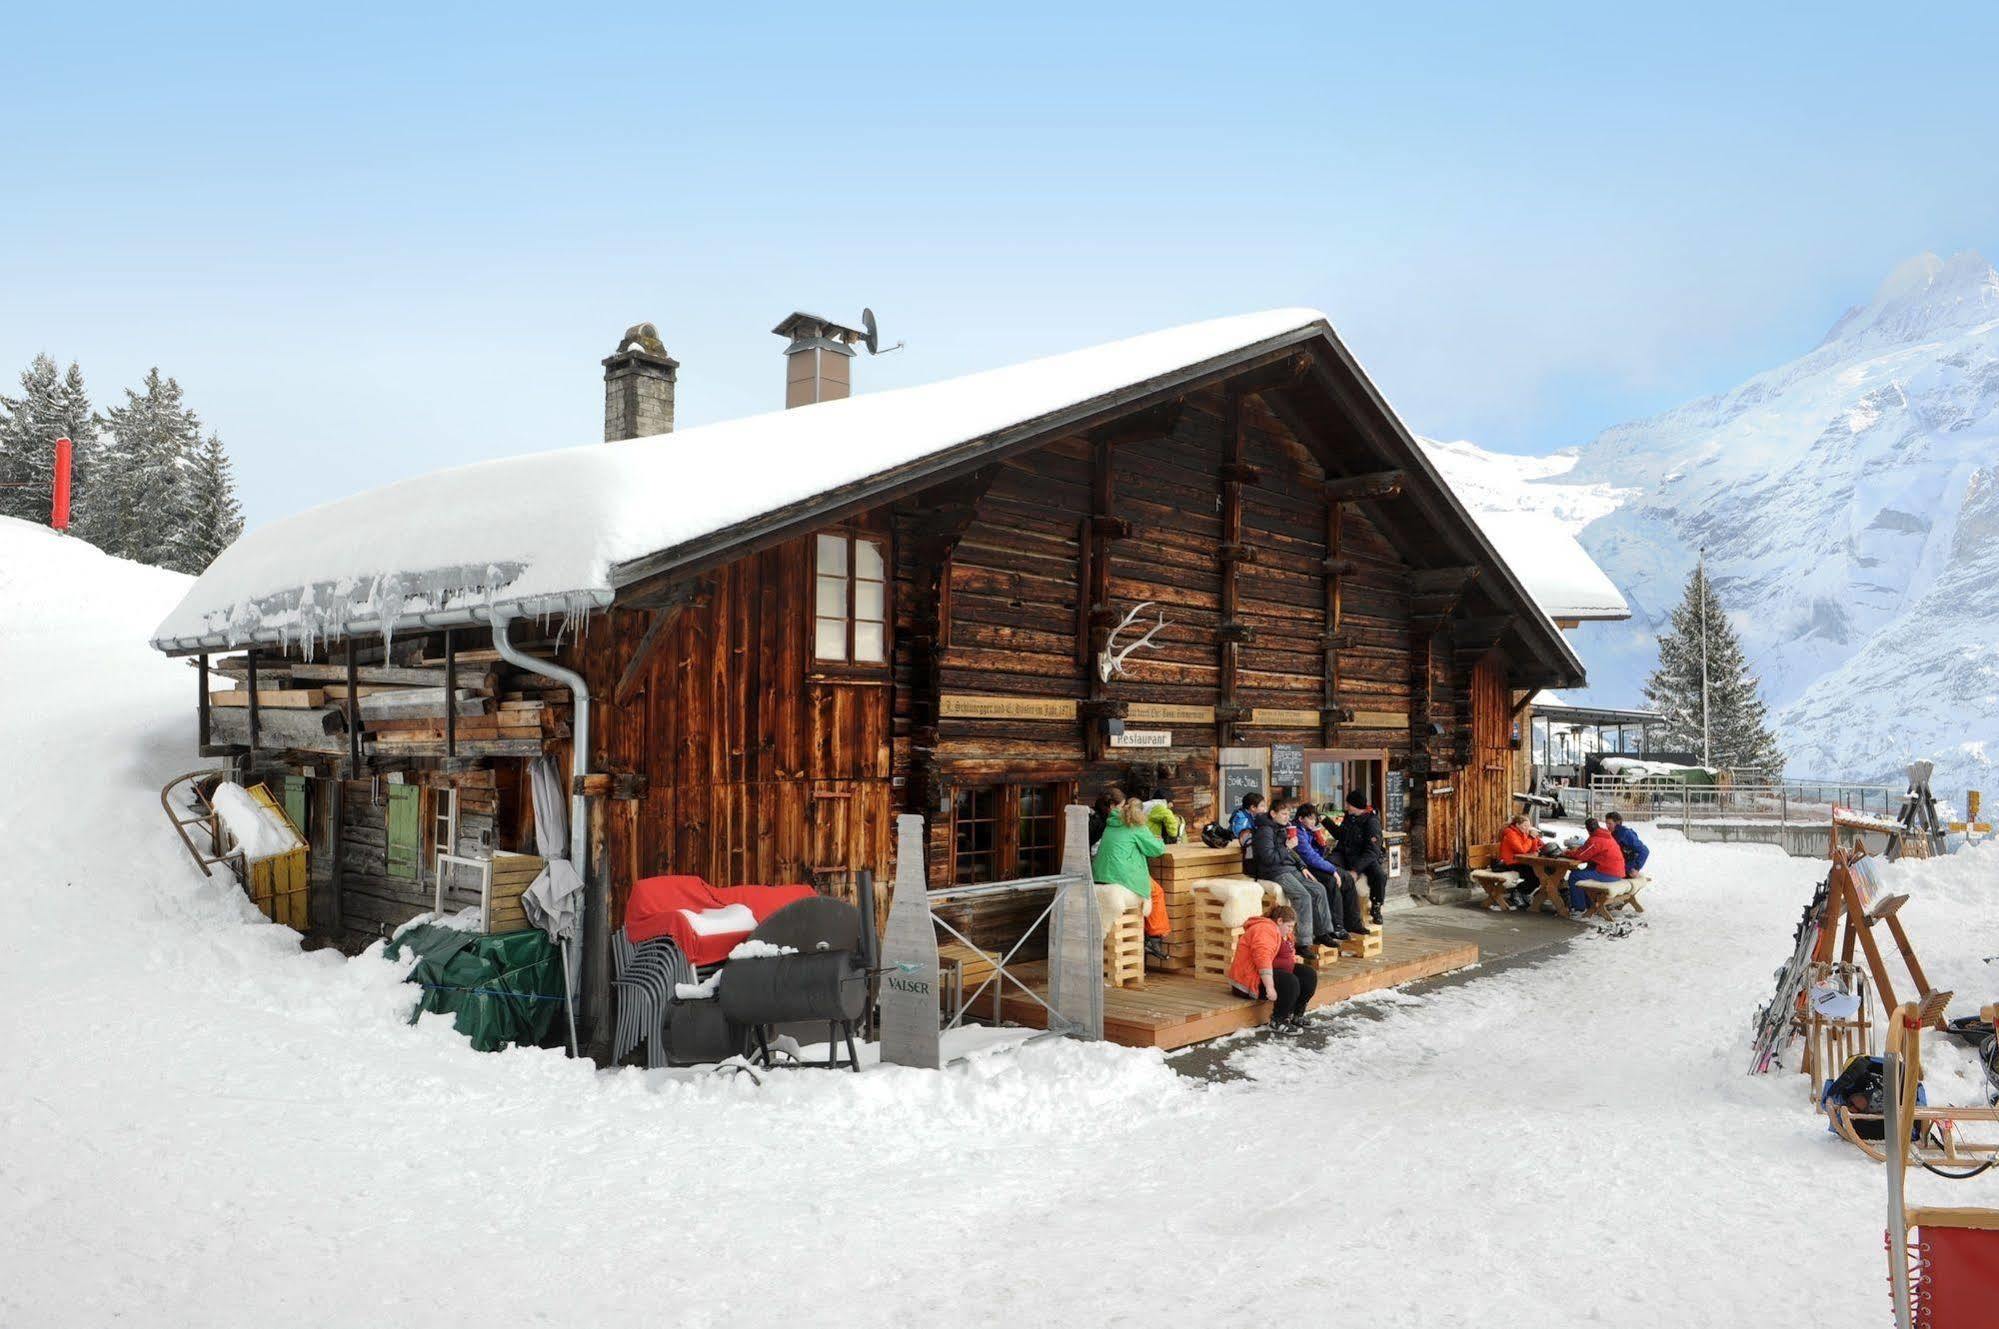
1825,997 -> 1998,1174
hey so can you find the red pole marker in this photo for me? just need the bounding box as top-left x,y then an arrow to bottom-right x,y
51,436 -> 72,531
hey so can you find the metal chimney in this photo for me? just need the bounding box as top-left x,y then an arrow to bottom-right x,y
772,312 -> 864,409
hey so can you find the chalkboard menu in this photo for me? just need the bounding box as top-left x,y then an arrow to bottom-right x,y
1222,765 -> 1264,815
1270,744 -> 1305,788
1385,770 -> 1407,829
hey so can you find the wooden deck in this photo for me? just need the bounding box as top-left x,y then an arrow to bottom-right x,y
992,930 -> 1480,1050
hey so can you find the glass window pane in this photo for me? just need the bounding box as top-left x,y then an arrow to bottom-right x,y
854,580 -> 885,622
815,617 -> 847,660
853,621 -> 885,662
854,538 -> 884,580
815,533 -> 846,575
816,574 -> 848,618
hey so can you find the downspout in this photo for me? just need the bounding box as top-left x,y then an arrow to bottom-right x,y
488,607 -> 594,1051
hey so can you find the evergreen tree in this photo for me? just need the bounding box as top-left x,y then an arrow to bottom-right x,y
1642,555 -> 1785,777
99,368 -> 201,565
0,354 -> 100,528
172,431 -> 244,572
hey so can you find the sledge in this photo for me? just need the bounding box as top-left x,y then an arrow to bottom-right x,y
1827,999 -> 1999,1174
159,768 -> 310,929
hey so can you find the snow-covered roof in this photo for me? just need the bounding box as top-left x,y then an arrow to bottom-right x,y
153,309 -> 1333,652
1464,510 -> 1629,622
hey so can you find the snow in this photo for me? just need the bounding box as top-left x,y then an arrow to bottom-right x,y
208,781 -> 304,861
8,511 -> 1999,1327
680,903 -> 757,937
152,308 -> 1329,653
726,938 -> 799,960
1418,438 -> 1632,621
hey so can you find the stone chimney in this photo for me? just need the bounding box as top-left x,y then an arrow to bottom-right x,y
602,322 -> 679,441
772,312 -> 864,409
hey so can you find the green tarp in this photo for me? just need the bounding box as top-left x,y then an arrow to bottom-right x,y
387,924 -> 565,1052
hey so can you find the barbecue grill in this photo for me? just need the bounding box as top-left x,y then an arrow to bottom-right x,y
719,885 -> 877,1072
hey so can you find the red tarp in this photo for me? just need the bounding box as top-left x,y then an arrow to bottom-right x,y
1917,1223 -> 1999,1328
623,875 -> 817,965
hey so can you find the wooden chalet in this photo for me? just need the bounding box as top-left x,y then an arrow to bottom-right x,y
152,308 -> 1590,1052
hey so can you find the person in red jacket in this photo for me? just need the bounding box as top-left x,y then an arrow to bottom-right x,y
1227,902 -> 1317,1032
1562,817 -> 1626,912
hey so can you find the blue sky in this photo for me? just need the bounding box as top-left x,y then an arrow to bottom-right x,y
6,3 -> 1998,525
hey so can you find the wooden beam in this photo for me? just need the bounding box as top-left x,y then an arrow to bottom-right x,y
443,629 -> 457,756
345,643 -> 361,774
1224,351 -> 1311,400
1217,391 -> 1247,746
197,653 -> 211,749
1323,499 -> 1343,744
246,649 -> 260,760
1323,469 -> 1406,502
615,592 -> 696,706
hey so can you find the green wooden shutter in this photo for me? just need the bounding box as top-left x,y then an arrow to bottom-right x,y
386,784 -> 421,882
282,776 -> 308,837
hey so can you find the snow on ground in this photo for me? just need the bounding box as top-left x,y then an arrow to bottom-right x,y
5,512 -> 1998,1328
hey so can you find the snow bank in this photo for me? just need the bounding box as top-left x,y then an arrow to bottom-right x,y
209,781 -> 304,861
153,309 -> 1329,653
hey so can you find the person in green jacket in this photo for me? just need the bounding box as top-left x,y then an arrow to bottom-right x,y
1093,797 -> 1170,960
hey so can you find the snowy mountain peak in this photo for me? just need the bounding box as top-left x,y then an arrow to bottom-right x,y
1818,250 -> 1999,349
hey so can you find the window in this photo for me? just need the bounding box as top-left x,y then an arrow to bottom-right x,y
950,781 -> 1073,884
952,786 -> 1000,884
1016,784 -> 1060,877
814,531 -> 887,664
425,786 -> 459,875
1304,749 -> 1385,813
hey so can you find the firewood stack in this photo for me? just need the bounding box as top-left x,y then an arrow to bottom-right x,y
201,634 -> 572,768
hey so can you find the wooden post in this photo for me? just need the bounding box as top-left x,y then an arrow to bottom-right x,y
443,628 -> 457,757
328,777 -> 346,936
345,642 -> 361,774
197,653 -> 211,749
1083,438 -> 1116,761
1217,392 -> 1245,748
245,648 -> 261,760
1322,501 -> 1344,745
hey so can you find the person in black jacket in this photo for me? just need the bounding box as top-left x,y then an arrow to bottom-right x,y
1248,797 -> 1340,947
1329,788 -> 1389,925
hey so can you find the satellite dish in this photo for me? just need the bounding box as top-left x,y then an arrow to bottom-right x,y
859,308 -> 903,356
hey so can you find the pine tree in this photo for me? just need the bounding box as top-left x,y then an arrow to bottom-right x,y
0,354 -> 100,528
1642,555 -> 1785,777
172,431 -> 244,573
99,368 -> 202,565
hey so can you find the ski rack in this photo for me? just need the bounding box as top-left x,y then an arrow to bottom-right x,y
1815,844 -> 1950,1031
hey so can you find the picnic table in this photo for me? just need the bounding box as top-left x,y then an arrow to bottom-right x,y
1513,853 -> 1582,918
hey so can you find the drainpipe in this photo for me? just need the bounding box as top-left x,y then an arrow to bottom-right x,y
489,607 -> 595,1055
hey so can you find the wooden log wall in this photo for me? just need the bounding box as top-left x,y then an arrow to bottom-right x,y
575,530 -> 896,929
328,769 -> 500,943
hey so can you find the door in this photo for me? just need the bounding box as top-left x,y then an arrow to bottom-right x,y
386,784 -> 421,882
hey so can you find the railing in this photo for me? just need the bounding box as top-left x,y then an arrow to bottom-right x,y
1582,777 -> 1906,833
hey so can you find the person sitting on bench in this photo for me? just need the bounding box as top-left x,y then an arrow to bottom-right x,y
1605,811 -> 1649,877
1329,789 -> 1390,925
1229,792 -> 1264,848
1497,813 -> 1542,910
1562,817 -> 1627,912
1228,902 -> 1316,1032
1293,803 -> 1364,938
1249,797 -> 1338,951
1093,796 -> 1171,960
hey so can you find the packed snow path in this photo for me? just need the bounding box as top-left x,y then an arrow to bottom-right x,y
4,515 -> 1996,1328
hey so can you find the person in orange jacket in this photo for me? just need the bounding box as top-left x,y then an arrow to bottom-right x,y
1496,813 -> 1543,911
1227,902 -> 1317,1031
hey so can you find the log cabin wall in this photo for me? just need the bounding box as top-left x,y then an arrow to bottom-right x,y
576,527 -> 896,927
1464,653 -> 1514,853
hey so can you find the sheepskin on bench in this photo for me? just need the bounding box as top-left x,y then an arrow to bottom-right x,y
1197,876 -> 1269,929
1095,882 -> 1145,939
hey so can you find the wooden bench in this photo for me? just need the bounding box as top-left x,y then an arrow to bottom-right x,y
1578,873 -> 1651,921
1466,842 -> 1520,912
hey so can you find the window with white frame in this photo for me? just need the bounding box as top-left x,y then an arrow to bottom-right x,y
814,531 -> 887,664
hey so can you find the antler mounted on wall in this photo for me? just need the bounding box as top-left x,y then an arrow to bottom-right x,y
1099,601 -> 1169,682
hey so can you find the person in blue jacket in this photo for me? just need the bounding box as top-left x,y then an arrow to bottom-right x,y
1228,792 -> 1265,847
1294,803 -> 1366,937
1605,811 -> 1649,876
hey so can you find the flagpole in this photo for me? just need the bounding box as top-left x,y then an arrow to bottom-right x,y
1698,547 -> 1711,768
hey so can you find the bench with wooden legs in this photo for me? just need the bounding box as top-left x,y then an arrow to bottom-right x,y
1466,842 -> 1521,911
1579,873 -> 1651,921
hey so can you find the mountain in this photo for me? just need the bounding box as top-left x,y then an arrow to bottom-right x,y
1428,252 -> 1999,797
